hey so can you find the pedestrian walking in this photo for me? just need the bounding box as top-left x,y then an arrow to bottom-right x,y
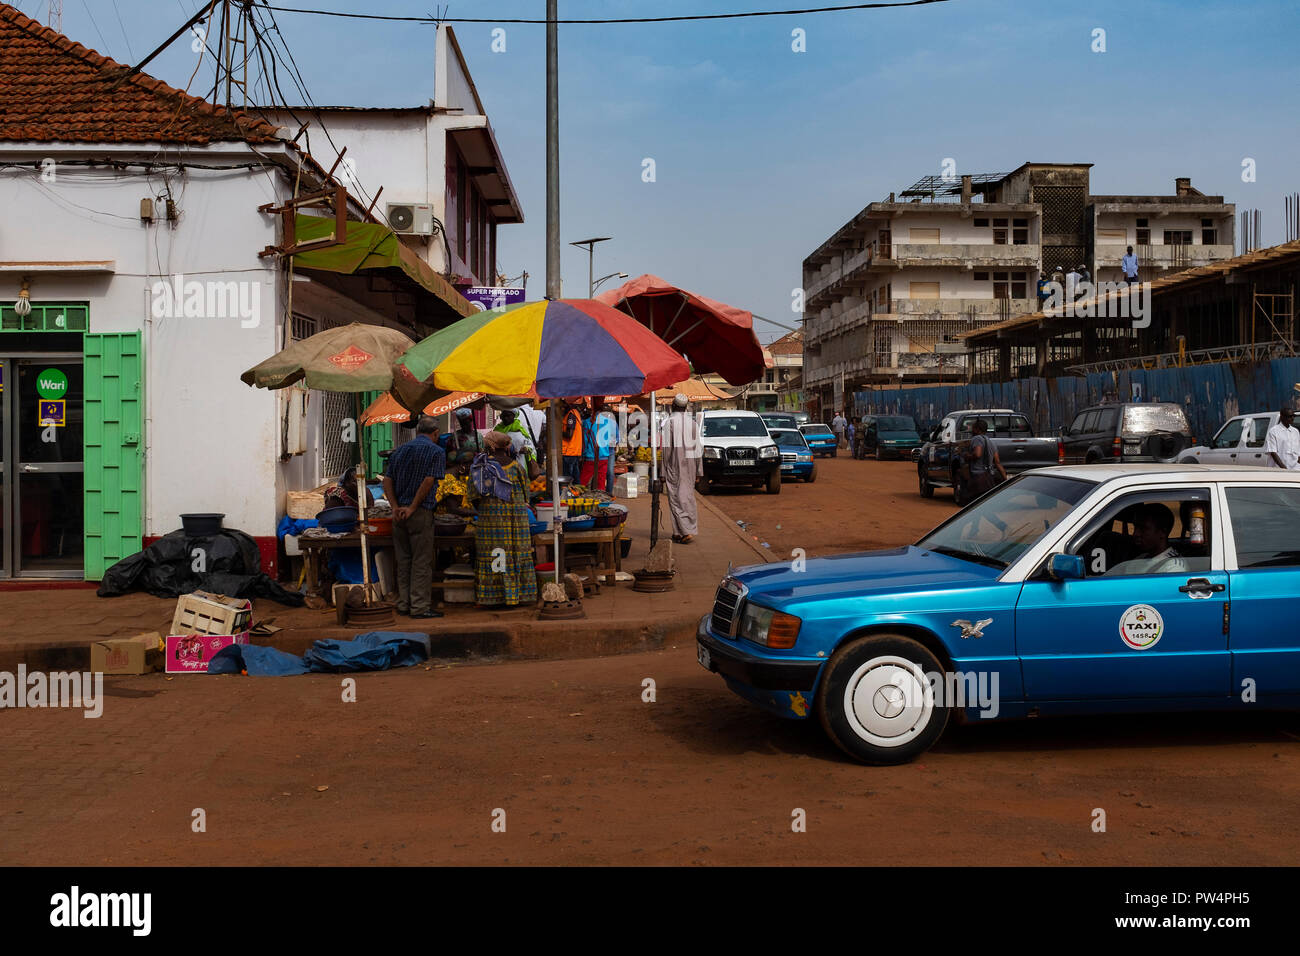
1265,408 -> 1300,469
661,393 -> 700,544
579,404 -> 599,487
966,418 -> 1007,497
381,416 -> 446,618
595,403 -> 618,492
1121,246 -> 1140,285
831,410 -> 847,449
845,417 -> 857,459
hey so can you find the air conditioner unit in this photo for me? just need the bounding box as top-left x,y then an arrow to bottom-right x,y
386,202 -> 435,236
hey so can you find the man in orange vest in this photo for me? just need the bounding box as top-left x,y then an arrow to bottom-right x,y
561,399 -> 584,483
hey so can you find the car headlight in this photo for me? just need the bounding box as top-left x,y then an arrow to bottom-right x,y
704,446 -> 721,459
759,445 -> 779,459
738,602 -> 802,649
797,454 -> 811,462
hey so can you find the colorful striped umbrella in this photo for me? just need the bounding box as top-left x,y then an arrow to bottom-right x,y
395,299 -> 690,399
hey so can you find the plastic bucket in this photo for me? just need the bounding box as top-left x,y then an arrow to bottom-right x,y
632,462 -> 650,477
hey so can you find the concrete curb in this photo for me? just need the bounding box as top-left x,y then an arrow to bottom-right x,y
696,494 -> 775,566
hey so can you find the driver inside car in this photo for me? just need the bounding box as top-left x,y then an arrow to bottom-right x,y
1106,503 -> 1188,576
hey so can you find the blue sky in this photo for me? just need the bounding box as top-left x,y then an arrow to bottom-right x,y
28,0 -> 1300,341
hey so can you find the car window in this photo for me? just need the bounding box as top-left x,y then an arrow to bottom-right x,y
770,429 -> 807,448
1123,404 -> 1190,434
1097,408 -> 1119,433
1213,418 -> 1245,448
1246,417 -> 1273,449
801,425 -> 834,436
702,416 -> 767,438
1226,486 -> 1300,568
1069,489 -> 1213,577
1068,412 -> 1088,434
956,417 -> 975,437
1079,411 -> 1100,434
917,474 -> 1095,569
877,417 -> 915,431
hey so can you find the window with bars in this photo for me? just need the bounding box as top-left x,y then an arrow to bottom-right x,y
320,391 -> 359,482
291,313 -> 317,341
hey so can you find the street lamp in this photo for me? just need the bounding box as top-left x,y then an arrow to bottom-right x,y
592,271 -> 628,294
569,236 -> 612,297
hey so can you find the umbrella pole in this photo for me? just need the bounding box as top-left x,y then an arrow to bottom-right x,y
356,462 -> 372,605
650,391 -> 660,549
548,402 -> 563,584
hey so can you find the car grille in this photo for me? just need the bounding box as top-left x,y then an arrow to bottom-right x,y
781,452 -> 798,462
711,579 -> 745,636
729,447 -> 756,460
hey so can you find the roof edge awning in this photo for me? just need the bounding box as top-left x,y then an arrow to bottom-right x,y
291,214 -> 477,319
447,119 -> 524,224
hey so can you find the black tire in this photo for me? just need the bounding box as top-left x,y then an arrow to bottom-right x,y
918,468 -> 934,498
1179,456 -> 1198,465
831,447 -> 838,458
765,468 -> 781,494
695,476 -> 711,496
952,471 -> 969,506
816,634 -> 951,765
806,465 -> 817,483
875,445 -> 884,461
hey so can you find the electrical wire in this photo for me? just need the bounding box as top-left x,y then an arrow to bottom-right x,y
261,1 -> 954,24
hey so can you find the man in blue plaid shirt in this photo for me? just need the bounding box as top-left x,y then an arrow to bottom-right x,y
382,416 -> 446,617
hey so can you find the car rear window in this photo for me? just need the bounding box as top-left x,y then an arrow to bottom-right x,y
876,417 -> 917,431
1123,404 -> 1189,434
1226,486 -> 1300,568
802,425 -> 834,436
702,416 -> 767,438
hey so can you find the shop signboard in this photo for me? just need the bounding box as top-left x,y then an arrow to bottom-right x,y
462,287 -> 526,313
39,399 -> 65,427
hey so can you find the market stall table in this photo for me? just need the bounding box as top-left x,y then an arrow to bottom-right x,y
532,523 -> 625,586
297,530 -> 476,591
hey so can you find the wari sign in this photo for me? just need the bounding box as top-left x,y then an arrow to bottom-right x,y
328,345 -> 375,372
462,287 -> 526,313
36,368 -> 68,399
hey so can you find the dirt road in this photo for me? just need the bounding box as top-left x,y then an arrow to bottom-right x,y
3,458 -> 1297,866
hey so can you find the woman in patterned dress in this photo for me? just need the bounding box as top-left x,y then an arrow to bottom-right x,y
468,430 -> 540,607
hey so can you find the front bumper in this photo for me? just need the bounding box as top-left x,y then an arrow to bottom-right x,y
696,615 -> 822,691
806,440 -> 837,454
876,442 -> 920,459
702,457 -> 779,484
780,460 -> 814,478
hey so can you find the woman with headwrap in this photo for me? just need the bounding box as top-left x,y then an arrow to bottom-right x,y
322,467 -> 374,512
435,449 -> 476,517
467,429 -> 540,606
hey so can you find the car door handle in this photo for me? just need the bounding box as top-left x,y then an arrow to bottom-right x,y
1179,578 -> 1225,594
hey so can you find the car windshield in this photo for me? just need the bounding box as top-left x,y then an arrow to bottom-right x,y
762,415 -> 797,430
917,474 -> 1096,569
770,429 -> 807,448
1123,404 -> 1189,434
802,425 -> 834,436
876,417 -> 917,431
702,416 -> 768,438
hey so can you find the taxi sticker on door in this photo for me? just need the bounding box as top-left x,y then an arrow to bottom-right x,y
38,399 -> 65,427
1119,604 -> 1164,650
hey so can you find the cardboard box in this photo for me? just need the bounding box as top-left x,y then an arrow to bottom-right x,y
614,473 -> 648,498
90,632 -> 164,675
165,632 -> 250,674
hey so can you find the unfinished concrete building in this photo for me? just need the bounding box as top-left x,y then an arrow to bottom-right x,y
800,163 -> 1236,414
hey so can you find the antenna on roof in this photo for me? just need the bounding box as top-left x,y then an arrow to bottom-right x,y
48,0 -> 62,32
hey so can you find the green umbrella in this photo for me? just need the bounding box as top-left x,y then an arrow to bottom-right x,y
241,323 -> 432,404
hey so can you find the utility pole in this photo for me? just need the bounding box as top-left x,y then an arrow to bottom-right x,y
570,237 -> 612,297
544,0 -> 565,585
221,0 -> 251,110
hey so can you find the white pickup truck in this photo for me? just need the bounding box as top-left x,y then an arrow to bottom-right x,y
1180,412 -> 1288,466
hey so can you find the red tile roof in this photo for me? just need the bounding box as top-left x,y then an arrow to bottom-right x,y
767,329 -> 804,355
0,4 -> 281,146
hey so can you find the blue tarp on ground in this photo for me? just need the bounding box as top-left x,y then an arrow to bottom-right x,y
207,631 -> 432,676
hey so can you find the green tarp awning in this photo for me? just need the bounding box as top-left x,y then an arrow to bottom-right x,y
292,214 -> 477,320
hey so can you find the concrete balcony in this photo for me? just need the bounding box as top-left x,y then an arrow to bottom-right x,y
886,243 -> 1041,269
1096,243 -> 1235,270
805,245 -> 875,303
875,298 -> 1038,322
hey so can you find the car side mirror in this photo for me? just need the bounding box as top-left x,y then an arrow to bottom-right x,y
1047,553 -> 1084,581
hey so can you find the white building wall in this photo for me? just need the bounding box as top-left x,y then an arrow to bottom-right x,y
1,145 -> 290,540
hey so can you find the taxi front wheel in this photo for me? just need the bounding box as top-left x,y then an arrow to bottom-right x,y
816,634 -> 950,765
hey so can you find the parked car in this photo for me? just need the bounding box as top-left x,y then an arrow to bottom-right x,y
759,412 -> 799,433
1061,402 -> 1193,464
696,410 -> 781,495
769,428 -> 816,482
792,411 -> 811,426
800,423 -> 838,457
1180,412 -> 1286,467
859,414 -> 923,461
698,464 -> 1300,764
918,409 -> 1063,504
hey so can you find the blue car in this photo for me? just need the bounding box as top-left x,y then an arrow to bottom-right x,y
697,465 -> 1300,764
799,423 -> 838,457
769,428 -> 816,482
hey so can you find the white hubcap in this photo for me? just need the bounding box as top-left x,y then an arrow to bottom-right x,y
843,655 -> 933,748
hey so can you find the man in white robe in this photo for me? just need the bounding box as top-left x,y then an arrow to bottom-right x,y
660,393 -> 701,543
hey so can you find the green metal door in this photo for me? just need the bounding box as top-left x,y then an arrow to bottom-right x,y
361,389 -> 394,477
83,332 -> 143,580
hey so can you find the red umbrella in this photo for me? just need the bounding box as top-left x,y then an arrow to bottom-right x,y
595,274 -> 765,386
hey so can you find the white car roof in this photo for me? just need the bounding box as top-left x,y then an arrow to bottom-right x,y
701,409 -> 761,417
1031,463 -> 1300,483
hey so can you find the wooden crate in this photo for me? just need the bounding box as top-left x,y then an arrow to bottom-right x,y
170,591 -> 253,637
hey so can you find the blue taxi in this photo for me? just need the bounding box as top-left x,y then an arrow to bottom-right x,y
769,428 -> 816,482
799,423 -> 839,458
697,465 -> 1300,764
